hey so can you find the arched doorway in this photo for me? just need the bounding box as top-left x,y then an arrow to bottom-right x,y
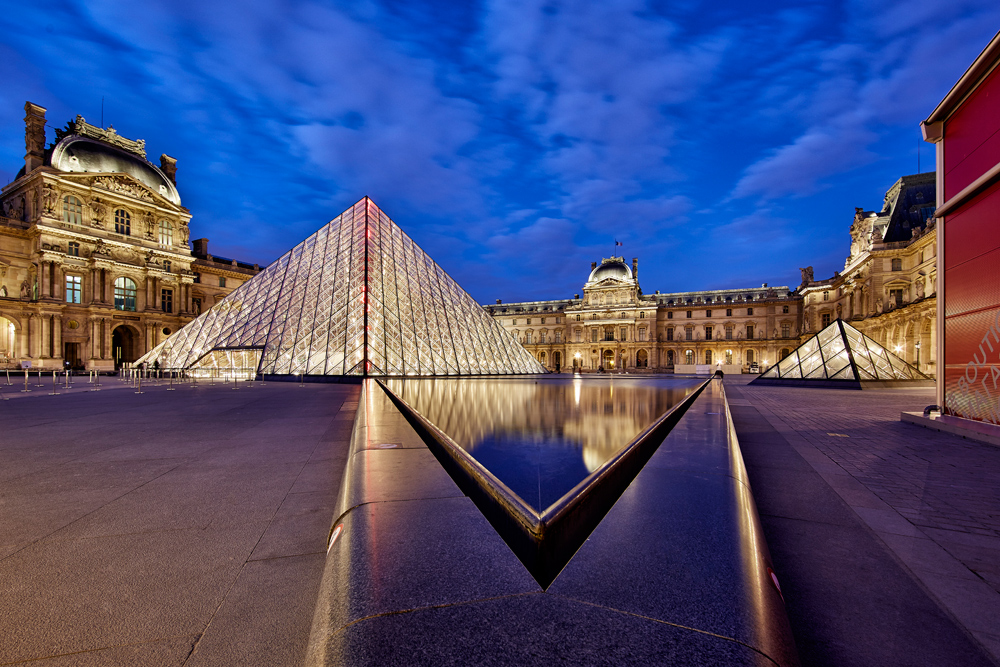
112,325 -> 139,369
705,349 -> 713,365
602,349 -> 615,369
553,351 -> 561,372
636,349 -> 648,368
666,350 -> 674,366
0,314 -> 18,365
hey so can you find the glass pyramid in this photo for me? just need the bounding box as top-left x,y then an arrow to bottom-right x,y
756,318 -> 927,382
138,197 -> 545,377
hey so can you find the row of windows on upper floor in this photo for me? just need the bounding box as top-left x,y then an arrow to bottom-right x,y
523,322 -> 793,344
62,195 -> 177,246
62,275 -> 178,314
510,305 -> 790,326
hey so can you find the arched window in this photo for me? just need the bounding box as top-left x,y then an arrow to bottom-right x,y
705,350 -> 713,365
63,196 -> 83,224
114,209 -> 131,235
667,350 -> 674,364
685,349 -> 693,364
725,349 -> 733,364
158,220 -> 173,247
746,349 -> 755,363
114,277 -> 137,311
540,351 -> 546,363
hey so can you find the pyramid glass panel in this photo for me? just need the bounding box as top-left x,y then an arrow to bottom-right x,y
137,198 -> 545,377
753,319 -> 927,385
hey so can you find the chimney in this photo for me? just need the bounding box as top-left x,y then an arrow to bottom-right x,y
160,154 -> 178,184
632,257 -> 638,280
24,102 -> 47,174
192,238 -> 209,257
496,299 -> 502,304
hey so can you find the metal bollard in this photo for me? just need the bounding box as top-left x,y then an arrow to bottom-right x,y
36,370 -> 44,387
49,371 -> 60,396
135,372 -> 143,394
22,369 -> 30,393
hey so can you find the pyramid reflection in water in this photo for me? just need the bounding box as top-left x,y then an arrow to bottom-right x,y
138,198 -> 544,377
754,318 -> 927,385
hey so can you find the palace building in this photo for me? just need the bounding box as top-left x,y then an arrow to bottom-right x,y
0,102 -> 258,371
488,173 -> 938,377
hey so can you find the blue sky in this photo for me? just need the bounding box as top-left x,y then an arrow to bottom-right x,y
1,1 -> 997,302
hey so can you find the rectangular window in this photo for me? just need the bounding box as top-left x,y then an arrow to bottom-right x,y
67,242 -> 80,257
747,308 -> 753,316
666,327 -> 674,341
541,317 -> 546,324
638,328 -> 646,342
161,289 -> 173,314
686,310 -> 692,318
781,323 -> 790,338
218,276 -> 227,288
575,329 -> 582,342
539,332 -> 546,343
726,308 -> 732,316
726,325 -> 733,340
685,327 -> 693,341
555,331 -> 562,343
892,258 -> 902,271
163,260 -> 171,273
821,313 -> 831,327
706,310 -> 711,317
705,326 -> 713,341
65,276 -> 81,304
620,328 -> 627,341
747,325 -> 754,339
591,329 -> 599,342
782,305 -> 789,313
525,332 -> 532,344
667,311 -> 673,319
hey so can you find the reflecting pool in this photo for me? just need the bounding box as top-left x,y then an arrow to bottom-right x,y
383,376 -> 703,511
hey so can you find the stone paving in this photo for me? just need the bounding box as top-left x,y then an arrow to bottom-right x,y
0,379 -> 359,666
726,376 -> 1000,662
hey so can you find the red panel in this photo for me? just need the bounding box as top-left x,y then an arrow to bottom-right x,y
944,64 -> 1000,199
943,182 -> 1000,277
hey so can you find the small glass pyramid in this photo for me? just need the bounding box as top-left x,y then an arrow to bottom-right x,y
756,318 -> 927,383
138,198 -> 545,377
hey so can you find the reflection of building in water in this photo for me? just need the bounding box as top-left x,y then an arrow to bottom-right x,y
0,102 -> 259,371
384,378 -> 697,473
487,174 -> 938,377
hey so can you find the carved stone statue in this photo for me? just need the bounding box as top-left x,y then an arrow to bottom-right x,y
5,197 -> 24,221
19,280 -> 31,300
89,197 -> 107,228
876,298 -> 883,314
799,266 -> 814,284
42,183 -> 57,214
142,211 -> 156,239
836,303 -> 843,318
915,278 -> 925,299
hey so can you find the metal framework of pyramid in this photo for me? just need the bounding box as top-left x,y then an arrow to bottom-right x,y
138,198 -> 544,377
752,318 -> 928,386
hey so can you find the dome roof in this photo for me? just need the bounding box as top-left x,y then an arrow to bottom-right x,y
50,136 -> 181,206
588,258 -> 632,283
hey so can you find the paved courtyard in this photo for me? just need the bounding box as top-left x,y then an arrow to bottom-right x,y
0,374 -> 998,665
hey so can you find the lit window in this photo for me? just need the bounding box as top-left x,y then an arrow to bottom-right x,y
63,196 -> 83,224
114,209 -> 131,235
685,350 -> 693,364
67,242 -> 80,257
219,276 -> 226,288
161,288 -> 173,314
725,350 -> 733,364
65,276 -> 81,304
158,220 -> 173,247
114,277 -> 137,311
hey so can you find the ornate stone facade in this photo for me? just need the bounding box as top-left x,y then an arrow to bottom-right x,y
488,173 -> 938,377
0,102 -> 259,371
